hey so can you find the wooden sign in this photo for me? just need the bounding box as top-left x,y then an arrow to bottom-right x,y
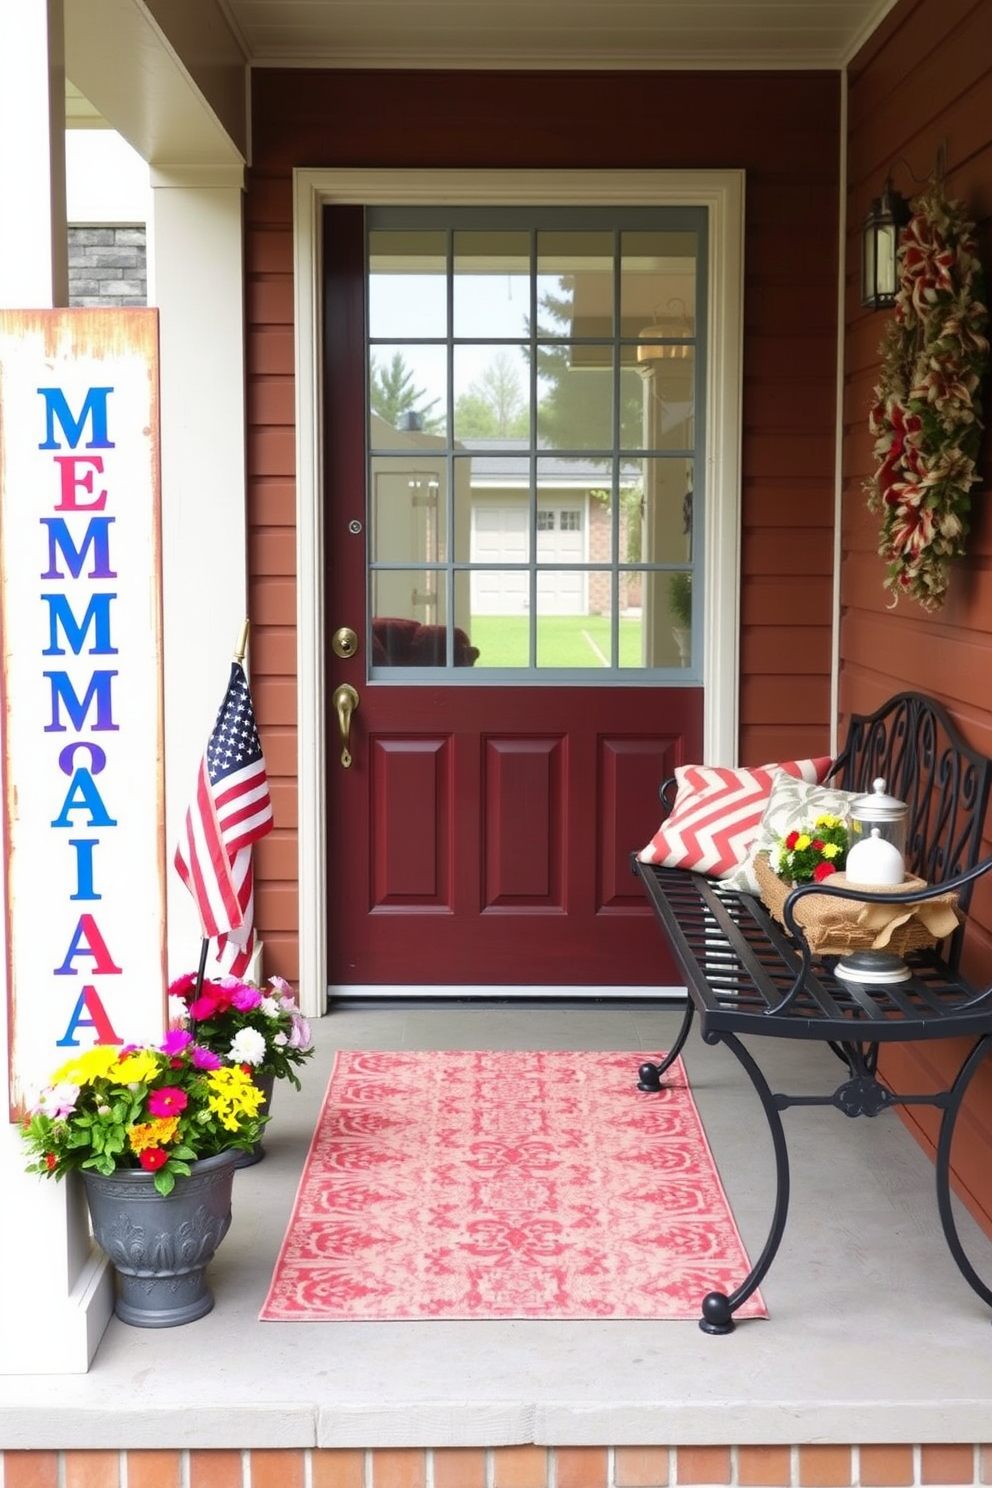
0,310 -> 166,1114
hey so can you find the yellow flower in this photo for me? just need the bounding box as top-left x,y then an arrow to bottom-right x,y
110,1050 -> 161,1086
794,833 -> 811,851
49,1046 -> 123,1087
127,1116 -> 180,1153
814,813 -> 842,829
821,842 -> 842,859
204,1066 -> 265,1132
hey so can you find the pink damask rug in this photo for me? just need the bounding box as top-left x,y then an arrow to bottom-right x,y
260,1049 -> 767,1321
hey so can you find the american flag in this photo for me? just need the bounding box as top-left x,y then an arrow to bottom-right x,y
174,661 -> 274,976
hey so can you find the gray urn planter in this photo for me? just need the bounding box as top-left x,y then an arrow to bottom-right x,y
81,1147 -> 239,1327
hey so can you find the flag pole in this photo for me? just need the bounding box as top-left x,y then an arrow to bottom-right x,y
192,933 -> 210,1011
235,617 -> 249,664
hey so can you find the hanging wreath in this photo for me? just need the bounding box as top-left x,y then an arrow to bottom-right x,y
865,185 -> 989,611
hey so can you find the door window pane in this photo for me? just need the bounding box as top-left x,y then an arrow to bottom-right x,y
365,207 -> 704,679
620,230 -> 696,345
369,230 -> 447,339
453,344 -> 530,445
536,231 -> 614,340
634,346 -> 695,452
453,231 -> 531,338
370,460 -> 447,566
369,344 -> 448,447
535,349 -> 615,452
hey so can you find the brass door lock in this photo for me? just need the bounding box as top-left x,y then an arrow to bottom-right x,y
332,626 -> 359,659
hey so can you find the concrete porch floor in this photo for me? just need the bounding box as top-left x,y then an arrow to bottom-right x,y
3,999 -> 992,1450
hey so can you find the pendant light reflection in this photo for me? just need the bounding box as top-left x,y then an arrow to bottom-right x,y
637,299 -> 693,360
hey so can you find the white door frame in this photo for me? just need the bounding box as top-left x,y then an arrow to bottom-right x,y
292,168 -> 745,1017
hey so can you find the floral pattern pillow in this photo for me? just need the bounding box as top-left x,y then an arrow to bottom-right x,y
723,772 -> 858,893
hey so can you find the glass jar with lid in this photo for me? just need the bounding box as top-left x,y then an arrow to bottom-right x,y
848,777 -> 908,860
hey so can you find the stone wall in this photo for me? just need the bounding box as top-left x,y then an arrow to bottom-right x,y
68,226 -> 146,307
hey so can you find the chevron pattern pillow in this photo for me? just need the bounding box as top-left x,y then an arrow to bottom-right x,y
638,757 -> 833,879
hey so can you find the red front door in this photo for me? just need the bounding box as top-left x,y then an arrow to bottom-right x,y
324,204 -> 704,988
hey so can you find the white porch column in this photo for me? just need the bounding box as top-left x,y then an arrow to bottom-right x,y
0,0 -> 115,1374
0,0 -> 67,305
150,167 -> 251,975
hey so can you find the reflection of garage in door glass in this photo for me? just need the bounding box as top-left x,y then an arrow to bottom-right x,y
469,449 -> 641,620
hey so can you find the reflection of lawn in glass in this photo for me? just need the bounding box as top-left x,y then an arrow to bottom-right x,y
469,615 -> 643,668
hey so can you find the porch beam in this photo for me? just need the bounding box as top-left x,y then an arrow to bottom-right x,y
64,0 -> 246,168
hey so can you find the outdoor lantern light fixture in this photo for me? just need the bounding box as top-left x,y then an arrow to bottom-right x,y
861,177 -> 912,311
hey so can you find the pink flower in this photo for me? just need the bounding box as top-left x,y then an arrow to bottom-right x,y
162,1029 -> 193,1056
147,1087 -> 188,1117
288,1013 -> 312,1051
168,972 -> 198,999
188,993 -> 220,1021
190,1045 -> 222,1070
231,986 -> 263,1012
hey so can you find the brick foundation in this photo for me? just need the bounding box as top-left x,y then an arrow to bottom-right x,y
5,1445 -> 992,1488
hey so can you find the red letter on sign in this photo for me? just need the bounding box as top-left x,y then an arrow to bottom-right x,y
52,455 -> 107,511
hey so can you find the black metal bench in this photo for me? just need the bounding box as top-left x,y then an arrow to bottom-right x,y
634,692 -> 992,1332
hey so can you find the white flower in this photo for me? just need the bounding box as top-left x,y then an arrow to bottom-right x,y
259,996 -> 281,1018
227,1027 -> 267,1067
273,1032 -> 288,1047
33,1081 -> 80,1118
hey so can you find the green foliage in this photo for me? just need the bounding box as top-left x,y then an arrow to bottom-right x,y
668,571 -> 692,627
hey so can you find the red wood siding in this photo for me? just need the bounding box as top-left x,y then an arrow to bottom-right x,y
244,68 -> 842,983
845,0 -> 992,1229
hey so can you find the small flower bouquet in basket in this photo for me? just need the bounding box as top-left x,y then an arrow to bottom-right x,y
169,972 -> 314,1090
768,814 -> 849,885
754,813 -> 850,936
21,1037 -> 267,1195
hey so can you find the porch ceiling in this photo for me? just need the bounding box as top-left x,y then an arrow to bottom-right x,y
217,0 -> 899,69
63,0 -> 897,165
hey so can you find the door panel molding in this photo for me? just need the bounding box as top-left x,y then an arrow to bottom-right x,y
293,167 -> 744,1016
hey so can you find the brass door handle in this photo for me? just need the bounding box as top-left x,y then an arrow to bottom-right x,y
333,683 -> 359,768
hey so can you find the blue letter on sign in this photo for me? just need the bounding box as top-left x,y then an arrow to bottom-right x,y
37,387 -> 115,450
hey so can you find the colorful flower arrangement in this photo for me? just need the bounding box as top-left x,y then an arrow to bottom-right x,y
21,1038 -> 267,1196
769,813 -> 849,885
168,972 -> 314,1090
865,185 -> 989,611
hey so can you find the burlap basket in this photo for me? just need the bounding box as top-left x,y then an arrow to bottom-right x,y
752,852 -> 961,958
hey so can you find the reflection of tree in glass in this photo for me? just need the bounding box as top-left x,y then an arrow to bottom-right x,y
534,279 -> 643,449
455,352 -> 529,438
370,352 -> 443,432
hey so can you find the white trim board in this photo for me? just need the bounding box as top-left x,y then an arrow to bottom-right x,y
293,168 -> 745,1021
